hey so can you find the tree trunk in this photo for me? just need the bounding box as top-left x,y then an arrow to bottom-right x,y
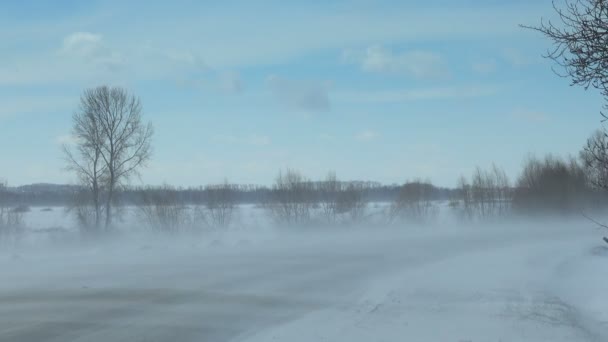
105,176 -> 114,230
105,190 -> 113,230
93,182 -> 101,233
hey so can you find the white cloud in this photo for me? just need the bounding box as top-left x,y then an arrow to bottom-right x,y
147,4 -> 542,68
266,75 -> 330,112
60,31 -> 126,71
218,71 -> 244,94
355,130 -> 379,142
166,51 -> 244,93
511,109 -> 550,123
0,3 -> 547,87
167,50 -> 207,70
95,52 -> 127,71
248,135 -> 271,146
62,32 -> 103,57
344,45 -> 448,79
335,85 -> 498,104
472,60 -> 497,74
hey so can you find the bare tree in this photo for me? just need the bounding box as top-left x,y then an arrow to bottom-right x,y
471,165 -> 510,219
471,167 -> 494,219
65,188 -> 104,235
526,1 -> 608,240
266,169 -> 314,226
581,129 -> 608,189
492,164 -> 512,216
0,181 -> 23,244
201,181 -> 237,229
513,155 -> 590,214
457,176 -> 475,221
319,171 -> 340,225
63,103 -> 106,233
64,86 -> 153,232
316,173 -> 369,226
456,164 -> 511,221
335,182 -> 368,224
391,179 -> 438,224
524,0 -> 608,117
137,185 -> 189,233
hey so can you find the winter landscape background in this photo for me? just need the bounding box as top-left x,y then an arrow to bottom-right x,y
3,0 -> 608,341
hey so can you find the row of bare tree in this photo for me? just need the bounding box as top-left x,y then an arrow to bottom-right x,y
0,181 -> 23,243
65,128 -> 608,233
4,148 -> 608,240
452,129 -> 608,221
265,170 -> 369,227
132,171 -> 376,232
457,164 -> 511,221
131,169 -> 463,232
136,182 -> 237,233
509,130 -> 608,216
35,84 -> 608,235
390,179 -> 439,223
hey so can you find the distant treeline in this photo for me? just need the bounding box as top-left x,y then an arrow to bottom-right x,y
4,127 -> 608,236
3,147 -> 608,237
2,181 -> 457,207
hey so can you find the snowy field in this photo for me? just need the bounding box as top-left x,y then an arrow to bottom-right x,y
1,205 -> 608,341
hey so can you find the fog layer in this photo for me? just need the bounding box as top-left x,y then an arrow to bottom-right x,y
1,215 -> 607,342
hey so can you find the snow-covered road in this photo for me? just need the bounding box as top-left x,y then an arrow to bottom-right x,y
1,222 -> 607,341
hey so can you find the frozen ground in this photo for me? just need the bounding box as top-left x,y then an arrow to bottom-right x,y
1,208 -> 608,341
242,223 -> 608,342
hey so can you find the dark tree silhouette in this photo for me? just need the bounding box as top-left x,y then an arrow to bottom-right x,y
581,129 -> 608,189
524,0 -> 608,118
526,1 -> 608,243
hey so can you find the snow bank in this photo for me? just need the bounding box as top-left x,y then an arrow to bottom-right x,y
240,225 -> 608,342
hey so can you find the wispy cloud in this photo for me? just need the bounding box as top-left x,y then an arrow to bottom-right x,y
0,3 -> 544,85
218,71 -> 244,94
165,49 -> 245,93
472,60 -> 497,74
0,2 -> 576,187
61,31 -> 126,71
266,75 -> 330,112
248,135 -> 271,146
62,32 -> 102,57
355,130 -> 379,142
335,85 -> 498,104
344,45 -> 448,79
511,109 -> 550,123
166,50 -> 207,70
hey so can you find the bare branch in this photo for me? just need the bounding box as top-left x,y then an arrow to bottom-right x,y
64,86 -> 154,232
524,0 -> 608,116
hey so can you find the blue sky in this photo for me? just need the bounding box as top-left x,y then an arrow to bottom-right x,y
0,0 -> 605,187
